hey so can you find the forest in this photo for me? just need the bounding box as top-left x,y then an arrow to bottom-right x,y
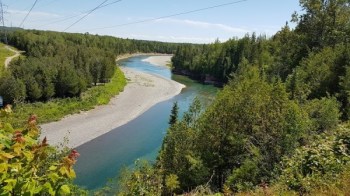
1,0 -> 350,195
0,29 -> 180,104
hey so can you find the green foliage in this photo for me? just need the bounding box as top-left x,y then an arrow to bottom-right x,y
0,75 -> 26,103
237,155 -> 350,196
117,160 -> 163,196
183,98 -> 202,126
158,99 -> 209,192
303,97 -> 341,132
307,165 -> 350,195
55,64 -> 82,97
0,0 -> 349,195
339,64 -> 350,120
155,67 -> 311,194
172,34 -> 272,84
198,66 -> 309,190
277,124 -> 350,194
171,0 -> 350,113
269,24 -> 306,81
26,78 -> 42,101
0,109 -> 86,195
1,29 -> 180,103
168,101 -> 179,126
3,67 -> 125,127
117,1 -> 350,195
287,46 -> 347,101
225,158 -> 259,192
293,0 -> 350,49
192,125 -> 350,196
179,185 -> 221,196
165,174 -> 180,193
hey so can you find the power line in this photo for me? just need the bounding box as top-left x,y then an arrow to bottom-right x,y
19,0 -> 39,27
63,0 -> 111,32
0,0 -> 7,43
85,0 -> 248,31
36,0 -> 122,28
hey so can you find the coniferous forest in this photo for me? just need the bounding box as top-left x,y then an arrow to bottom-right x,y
1,0 -> 350,195
0,30 -> 180,103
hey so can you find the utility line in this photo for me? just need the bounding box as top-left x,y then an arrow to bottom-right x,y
36,0 -> 121,28
85,0 -> 248,31
0,0 -> 7,43
63,0 -> 111,32
19,0 -> 39,27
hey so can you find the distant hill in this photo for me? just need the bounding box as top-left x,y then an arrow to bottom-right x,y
0,26 -> 23,32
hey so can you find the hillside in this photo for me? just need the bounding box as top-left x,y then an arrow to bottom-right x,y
1,0 -> 349,195
114,0 -> 350,195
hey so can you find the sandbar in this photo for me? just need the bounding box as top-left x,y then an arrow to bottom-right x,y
40,56 -> 184,148
142,55 -> 172,66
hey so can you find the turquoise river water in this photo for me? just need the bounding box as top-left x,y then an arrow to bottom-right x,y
74,56 -> 218,190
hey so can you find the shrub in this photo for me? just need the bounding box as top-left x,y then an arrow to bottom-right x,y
0,107 -> 85,195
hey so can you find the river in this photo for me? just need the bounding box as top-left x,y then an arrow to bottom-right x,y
74,55 -> 218,190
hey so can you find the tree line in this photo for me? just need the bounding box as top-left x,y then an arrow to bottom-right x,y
0,30 -> 181,104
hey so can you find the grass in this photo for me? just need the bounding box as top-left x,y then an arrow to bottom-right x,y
166,61 -> 173,68
235,169 -> 350,196
3,67 -> 127,127
0,43 -> 16,76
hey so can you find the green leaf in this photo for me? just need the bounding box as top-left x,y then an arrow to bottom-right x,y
59,184 -> 71,194
22,151 -> 34,161
49,165 -> 57,171
0,152 -> 14,161
48,173 -> 60,184
12,142 -> 23,155
3,178 -> 16,191
4,123 -> 14,133
59,166 -> 68,176
43,182 -> 55,195
0,163 -> 8,173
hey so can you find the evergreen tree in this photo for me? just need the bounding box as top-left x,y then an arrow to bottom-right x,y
292,0 -> 350,49
0,75 -> 26,103
168,102 -> 179,126
168,101 -> 179,126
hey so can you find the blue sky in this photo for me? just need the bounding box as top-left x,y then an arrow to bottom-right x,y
3,0 -> 301,43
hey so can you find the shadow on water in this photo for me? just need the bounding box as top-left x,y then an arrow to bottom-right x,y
74,55 -> 218,190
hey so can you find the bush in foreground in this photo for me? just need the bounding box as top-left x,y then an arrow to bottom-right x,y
0,106 -> 86,195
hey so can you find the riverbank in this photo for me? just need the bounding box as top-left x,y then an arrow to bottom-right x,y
116,53 -> 172,62
40,56 -> 185,148
142,55 -> 173,66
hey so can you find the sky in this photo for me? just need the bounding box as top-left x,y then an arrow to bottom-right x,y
2,0 -> 302,43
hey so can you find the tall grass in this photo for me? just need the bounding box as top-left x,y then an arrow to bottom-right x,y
3,67 -> 126,127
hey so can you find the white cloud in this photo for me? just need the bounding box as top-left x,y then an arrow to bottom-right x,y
5,9 -> 62,27
108,33 -> 217,43
7,9 -> 60,18
154,18 -> 250,34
